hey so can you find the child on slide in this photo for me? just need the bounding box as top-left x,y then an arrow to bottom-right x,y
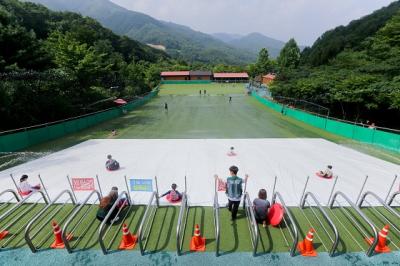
105,155 -> 120,171
318,165 -> 333,179
161,183 -> 182,203
19,175 -> 41,196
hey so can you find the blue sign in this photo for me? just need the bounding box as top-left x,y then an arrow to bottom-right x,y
130,179 -> 153,192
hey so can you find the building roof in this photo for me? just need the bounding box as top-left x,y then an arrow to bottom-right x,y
214,72 -> 249,78
161,71 -> 190,77
189,70 -> 212,76
262,74 -> 276,80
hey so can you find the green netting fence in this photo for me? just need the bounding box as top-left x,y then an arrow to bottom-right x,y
0,89 -> 159,152
161,80 -> 212,84
252,92 -> 400,153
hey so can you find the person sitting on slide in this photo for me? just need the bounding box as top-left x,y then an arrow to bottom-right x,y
105,155 -> 120,171
161,183 -> 182,203
318,165 -> 333,178
19,174 -> 41,196
253,189 -> 271,228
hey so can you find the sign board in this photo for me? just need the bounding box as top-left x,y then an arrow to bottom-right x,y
130,179 -> 153,192
217,178 -> 226,192
72,178 -> 95,191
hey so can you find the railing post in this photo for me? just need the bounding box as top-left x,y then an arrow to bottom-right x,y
66,175 -> 77,202
155,176 -> 159,207
299,176 -> 310,207
38,174 -> 50,202
96,175 -> 103,198
10,174 -> 21,194
327,175 -> 339,206
385,175 -> 398,203
271,176 -> 277,202
356,175 -> 368,204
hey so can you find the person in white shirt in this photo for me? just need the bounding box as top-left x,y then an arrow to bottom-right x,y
19,175 -> 41,195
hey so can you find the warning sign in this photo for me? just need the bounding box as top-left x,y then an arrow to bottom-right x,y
72,178 -> 95,191
130,179 -> 153,192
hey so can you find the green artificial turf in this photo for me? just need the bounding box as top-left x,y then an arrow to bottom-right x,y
1,202 -> 399,254
159,83 -> 246,96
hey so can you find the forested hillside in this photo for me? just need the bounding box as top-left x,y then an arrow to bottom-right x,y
270,3 -> 400,128
27,0 -> 257,65
0,0 -> 168,130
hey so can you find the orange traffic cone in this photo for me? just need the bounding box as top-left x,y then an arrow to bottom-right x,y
119,223 -> 137,250
366,225 -> 391,253
0,230 -> 8,240
190,224 -> 206,251
50,221 -> 72,249
297,228 -> 317,257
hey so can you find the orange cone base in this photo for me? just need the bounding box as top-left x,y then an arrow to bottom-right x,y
297,241 -> 317,257
50,233 -> 72,249
190,237 -> 206,252
0,230 -> 9,240
119,234 -> 137,250
365,237 -> 391,253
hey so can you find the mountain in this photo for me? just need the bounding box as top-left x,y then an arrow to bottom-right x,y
301,0 -> 400,66
26,0 -> 257,65
212,33 -> 244,43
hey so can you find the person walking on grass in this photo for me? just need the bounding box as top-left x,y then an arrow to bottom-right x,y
215,166 -> 248,221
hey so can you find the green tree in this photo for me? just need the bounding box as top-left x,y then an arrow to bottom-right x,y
278,38 -> 301,69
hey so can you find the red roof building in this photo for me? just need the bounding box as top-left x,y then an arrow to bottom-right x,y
161,71 -> 190,80
262,74 -> 276,85
213,72 -> 249,82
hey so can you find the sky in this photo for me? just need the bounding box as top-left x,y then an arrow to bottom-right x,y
110,0 -> 395,45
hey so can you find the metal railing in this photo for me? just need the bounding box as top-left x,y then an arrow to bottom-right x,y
0,191 -> 48,249
388,191 -> 400,209
137,191 -> 159,255
300,192 -> 339,256
213,191 -> 220,257
24,190 -> 76,253
358,191 -> 400,251
272,191 -> 298,257
98,191 -> 131,255
243,192 -> 259,256
176,192 -> 189,256
62,190 -> 102,253
329,191 -> 378,257
0,189 -> 20,213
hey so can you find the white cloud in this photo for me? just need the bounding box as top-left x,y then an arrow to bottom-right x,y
111,0 -> 395,45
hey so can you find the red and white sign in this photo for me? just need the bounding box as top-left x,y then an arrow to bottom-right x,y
217,178 -> 226,192
72,178 -> 95,191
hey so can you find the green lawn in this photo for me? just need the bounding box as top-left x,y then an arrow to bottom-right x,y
159,83 -> 246,96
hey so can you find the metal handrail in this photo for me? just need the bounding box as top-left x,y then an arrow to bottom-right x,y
62,190 -> 102,253
176,192 -> 189,256
329,191 -> 378,257
24,190 -> 76,253
272,191 -> 299,257
300,192 -> 339,256
243,192 -> 259,256
98,191 -> 131,255
388,191 -> 400,207
0,190 -> 48,221
358,191 -> 400,220
213,192 -> 220,257
137,191 -> 159,255
0,189 -> 20,203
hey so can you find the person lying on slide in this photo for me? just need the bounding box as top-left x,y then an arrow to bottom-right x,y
161,183 -> 182,203
19,174 -> 41,196
318,165 -> 333,179
105,155 -> 120,171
